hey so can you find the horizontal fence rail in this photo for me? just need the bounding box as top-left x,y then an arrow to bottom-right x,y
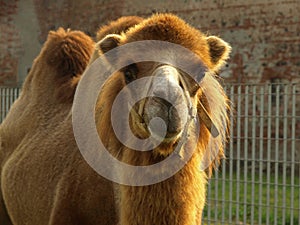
0,83 -> 299,225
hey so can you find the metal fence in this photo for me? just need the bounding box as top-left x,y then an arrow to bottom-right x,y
0,87 -> 21,123
0,84 -> 299,224
203,83 -> 300,225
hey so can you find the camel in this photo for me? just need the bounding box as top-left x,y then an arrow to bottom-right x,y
1,14 -> 230,225
90,13 -> 231,224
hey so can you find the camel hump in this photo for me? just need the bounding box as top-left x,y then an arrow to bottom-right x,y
44,27 -> 94,78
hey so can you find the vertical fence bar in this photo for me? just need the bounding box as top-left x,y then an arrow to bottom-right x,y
221,86 -> 227,224
8,88 -> 12,118
214,169 -> 219,224
2,88 -> 7,122
228,85 -> 235,224
4,88 -> 7,121
2,88 -> 5,122
3,88 -> 6,122
274,85 -> 280,224
1,88 -> 4,122
3,88 -> 6,121
0,88 -> 3,121
2,88 -> 4,121
6,88 -> 10,121
207,178 -> 211,224
236,85 -> 241,224
250,85 -> 256,225
9,88 -> 12,112
221,156 -> 226,224
5,88 -> 9,120
290,85 -> 296,225
243,85 -> 249,224
258,85 -> 265,225
11,88 -> 15,115
266,85 -> 272,225
282,85 -> 288,224
2,88 -> 5,121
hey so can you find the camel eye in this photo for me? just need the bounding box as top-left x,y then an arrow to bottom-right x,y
123,63 -> 138,84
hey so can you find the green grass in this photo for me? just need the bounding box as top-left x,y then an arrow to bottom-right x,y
202,170 -> 300,224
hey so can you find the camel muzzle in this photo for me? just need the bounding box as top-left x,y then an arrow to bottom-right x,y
141,65 -> 189,142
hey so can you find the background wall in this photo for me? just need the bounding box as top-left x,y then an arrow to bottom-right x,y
0,0 -> 299,86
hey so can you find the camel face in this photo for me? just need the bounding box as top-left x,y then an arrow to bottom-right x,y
93,13 -> 231,168
126,63 -> 197,146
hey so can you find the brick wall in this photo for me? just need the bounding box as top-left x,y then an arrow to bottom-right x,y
0,0 -> 299,86
0,0 -> 22,86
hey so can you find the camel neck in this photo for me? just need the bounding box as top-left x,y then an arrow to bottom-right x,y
119,155 -> 206,225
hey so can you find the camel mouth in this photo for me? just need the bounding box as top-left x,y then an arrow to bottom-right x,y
129,105 -> 150,139
144,98 -> 183,138
149,128 -> 182,143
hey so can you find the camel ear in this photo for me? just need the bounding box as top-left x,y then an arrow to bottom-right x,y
89,34 -> 122,64
206,36 -> 231,72
98,34 -> 122,54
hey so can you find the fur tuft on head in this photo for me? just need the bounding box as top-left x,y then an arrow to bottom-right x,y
96,16 -> 143,41
89,16 -> 143,64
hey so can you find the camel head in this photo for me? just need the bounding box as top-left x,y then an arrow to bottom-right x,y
95,14 -> 231,166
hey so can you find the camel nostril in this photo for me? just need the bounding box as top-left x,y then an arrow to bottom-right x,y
158,98 -> 173,110
167,106 -> 182,135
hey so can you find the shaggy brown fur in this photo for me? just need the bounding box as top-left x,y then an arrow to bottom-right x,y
96,16 -> 143,41
1,14 -> 231,225
89,16 -> 143,64
94,13 -> 231,225
0,28 -> 94,224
